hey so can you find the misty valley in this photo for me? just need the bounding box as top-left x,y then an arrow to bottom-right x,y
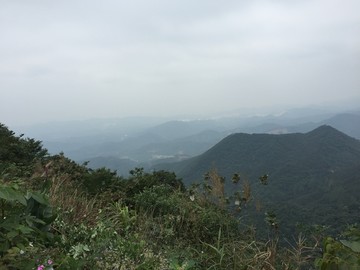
1,107 -> 360,269
21,108 -> 360,174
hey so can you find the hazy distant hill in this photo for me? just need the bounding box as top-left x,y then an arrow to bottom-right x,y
234,112 -> 360,139
84,156 -> 138,176
321,112 -> 360,139
13,117 -> 168,140
144,120 -> 226,140
156,126 -> 360,235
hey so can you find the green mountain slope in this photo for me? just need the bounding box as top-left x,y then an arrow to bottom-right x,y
156,125 -> 360,235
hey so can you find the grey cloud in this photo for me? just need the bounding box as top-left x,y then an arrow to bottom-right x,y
0,0 -> 359,125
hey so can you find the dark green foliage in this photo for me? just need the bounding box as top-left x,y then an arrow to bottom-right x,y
259,174 -> 269,185
0,184 -> 27,207
82,167 -> 118,195
133,184 -> 177,216
0,123 -> 47,178
231,173 -> 240,184
45,153 -> 88,182
25,191 -> 57,232
125,168 -> 185,200
316,236 -> 360,269
0,182 -> 55,258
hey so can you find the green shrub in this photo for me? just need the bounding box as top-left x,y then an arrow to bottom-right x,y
125,169 -> 184,199
0,182 -> 56,252
316,225 -> 360,269
134,185 -> 179,216
82,167 -> 118,195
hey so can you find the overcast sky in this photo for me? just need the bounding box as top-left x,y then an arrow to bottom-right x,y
1,0 -> 359,126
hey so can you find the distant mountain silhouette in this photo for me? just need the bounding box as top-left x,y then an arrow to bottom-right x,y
22,111 -> 360,175
230,112 -> 360,139
145,120 -> 226,140
156,125 -> 360,236
321,113 -> 360,139
84,156 -> 138,177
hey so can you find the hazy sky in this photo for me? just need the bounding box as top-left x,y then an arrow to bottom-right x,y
1,0 -> 359,126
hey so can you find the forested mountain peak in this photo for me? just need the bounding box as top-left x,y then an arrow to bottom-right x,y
306,124 -> 357,139
167,125 -> 360,181
155,125 -> 360,238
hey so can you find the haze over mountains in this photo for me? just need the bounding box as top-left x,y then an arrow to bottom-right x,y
12,106 -> 360,176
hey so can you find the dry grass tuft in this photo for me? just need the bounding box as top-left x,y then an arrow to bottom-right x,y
48,175 -> 97,225
242,178 -> 251,203
207,167 -> 226,208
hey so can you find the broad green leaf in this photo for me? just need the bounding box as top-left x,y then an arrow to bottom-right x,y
340,239 -> 360,253
0,185 -> 26,205
25,215 -> 46,226
16,243 -> 26,251
29,192 -> 48,205
17,224 -> 33,234
6,230 -> 19,239
0,242 -> 9,252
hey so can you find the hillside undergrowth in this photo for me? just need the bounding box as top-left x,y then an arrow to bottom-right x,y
0,123 -> 359,269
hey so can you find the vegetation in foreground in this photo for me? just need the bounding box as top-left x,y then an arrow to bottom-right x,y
0,123 -> 359,269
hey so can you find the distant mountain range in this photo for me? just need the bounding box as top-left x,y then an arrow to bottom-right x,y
155,125 -> 360,236
12,109 -> 360,177
85,111 -> 360,175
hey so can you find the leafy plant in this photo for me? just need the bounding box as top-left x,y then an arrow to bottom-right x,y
200,228 -> 226,269
106,202 -> 136,235
316,226 -> 360,269
0,182 -> 55,255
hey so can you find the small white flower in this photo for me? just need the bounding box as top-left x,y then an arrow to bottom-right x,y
190,195 -> 195,201
19,250 -> 25,255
